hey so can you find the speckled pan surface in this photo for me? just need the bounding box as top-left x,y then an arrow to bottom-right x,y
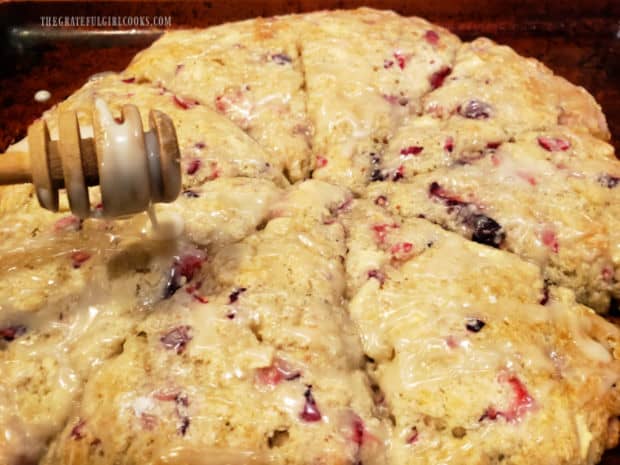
1,7 -> 619,465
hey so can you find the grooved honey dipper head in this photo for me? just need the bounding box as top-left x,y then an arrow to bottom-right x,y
27,99 -> 182,219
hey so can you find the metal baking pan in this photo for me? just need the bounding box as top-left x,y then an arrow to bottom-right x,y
1,0 -> 618,154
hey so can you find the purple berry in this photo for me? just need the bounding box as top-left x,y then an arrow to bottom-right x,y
465,318 -> 485,332
0,325 -> 26,342
539,282 -> 550,305
466,214 -> 505,248
228,287 -> 247,304
183,189 -> 200,198
160,325 -> 192,354
370,169 -> 387,182
271,53 -> 292,65
598,174 -> 620,189
70,419 -> 86,440
178,416 -> 190,435
458,100 -> 492,119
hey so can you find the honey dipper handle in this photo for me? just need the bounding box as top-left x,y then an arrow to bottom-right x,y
0,151 -> 32,185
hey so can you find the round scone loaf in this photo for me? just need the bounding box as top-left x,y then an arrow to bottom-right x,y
0,8 -> 619,465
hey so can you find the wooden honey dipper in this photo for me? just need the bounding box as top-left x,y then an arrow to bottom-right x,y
0,99 -> 182,219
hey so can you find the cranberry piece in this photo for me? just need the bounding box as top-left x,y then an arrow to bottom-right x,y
467,214 -> 505,248
185,284 -> 208,304
424,30 -> 439,45
372,223 -> 398,245
164,251 -> 206,299
390,242 -> 413,255
192,294 -> 209,304
428,182 -> 467,207
194,142 -> 206,149
400,146 -> 424,156
517,172 -> 537,186
153,388 -> 182,402
537,136 -> 570,152
0,325 -> 26,342
383,59 -> 394,69
160,325 -> 192,354
458,100 -> 492,119
465,318 -> 485,332
382,94 -> 397,105
140,413 -> 158,430
393,52 -> 407,70
351,414 -> 366,446
541,228 -> 559,253
407,426 -> 419,444
445,335 -> 459,349
444,137 -> 454,153
228,287 -> 247,304
330,198 -> 352,217
271,53 -> 292,65
177,254 -> 204,281
70,250 -> 91,269
429,66 -> 451,90
502,375 -> 536,422
479,407 -> 499,422
486,141 -> 501,149
172,95 -> 199,110
480,374 -> 535,423
186,158 -> 201,175
299,386 -> 322,422
316,156 -> 328,168
367,269 -> 386,286
54,215 -> 82,232
374,195 -> 388,207
255,358 -> 301,386
121,77 -> 135,83
392,165 -> 405,181
214,95 -> 228,112
598,174 -> 620,189
70,419 -> 86,440
182,189 -> 200,198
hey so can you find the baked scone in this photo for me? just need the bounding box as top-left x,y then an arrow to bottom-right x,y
41,181 -> 385,465
366,128 -> 620,311
125,18 -> 311,182
378,117 -> 616,181
422,38 -> 610,141
343,199 -> 620,465
301,9 -> 460,192
1,8 -> 619,465
47,74 -> 287,187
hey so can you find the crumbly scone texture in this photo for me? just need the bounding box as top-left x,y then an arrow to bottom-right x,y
1,7 -> 620,465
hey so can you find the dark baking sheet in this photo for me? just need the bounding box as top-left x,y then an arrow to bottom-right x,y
0,1 -> 619,463
1,1 -> 619,154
